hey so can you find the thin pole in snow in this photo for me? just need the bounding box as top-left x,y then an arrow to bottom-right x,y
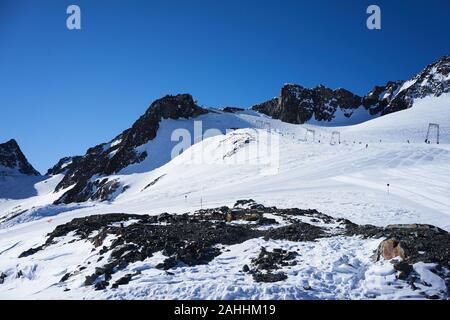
200,185 -> 204,210
387,183 -> 390,195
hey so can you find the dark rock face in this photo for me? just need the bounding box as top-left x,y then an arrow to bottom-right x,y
252,83 -> 401,125
252,97 -> 279,118
252,55 -> 450,124
383,55 -> 450,115
362,81 -> 405,115
52,94 -> 208,204
283,85 -> 363,124
222,107 -> 244,113
252,272 -> 288,283
0,272 -> 6,284
0,139 -> 40,176
250,247 -> 298,283
46,156 -> 83,176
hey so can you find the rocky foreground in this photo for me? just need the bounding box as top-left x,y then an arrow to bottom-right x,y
2,200 -> 449,299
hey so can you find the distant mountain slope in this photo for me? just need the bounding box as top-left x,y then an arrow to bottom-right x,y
49,94 -> 260,205
0,139 -> 40,176
252,55 -> 450,126
5,55 -> 448,206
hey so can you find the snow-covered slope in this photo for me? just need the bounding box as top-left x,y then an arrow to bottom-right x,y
1,76 -> 450,300
1,93 -> 449,228
47,94 -> 261,205
79,95 -> 450,231
341,93 -> 450,144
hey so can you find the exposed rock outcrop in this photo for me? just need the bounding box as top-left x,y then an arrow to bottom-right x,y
252,55 -> 450,125
46,156 -> 83,176
0,139 -> 40,176
252,82 -> 403,125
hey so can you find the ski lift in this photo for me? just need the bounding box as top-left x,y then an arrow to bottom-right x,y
330,131 -> 341,145
425,123 -> 440,144
305,129 -> 315,142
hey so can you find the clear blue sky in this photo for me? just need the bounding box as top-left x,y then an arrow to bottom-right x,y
1,0 -> 450,173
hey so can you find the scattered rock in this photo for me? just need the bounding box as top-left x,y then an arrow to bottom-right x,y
252,272 -> 288,283
95,281 -> 109,291
84,275 -> 97,286
0,272 -> 6,284
60,272 -> 71,283
156,257 -> 178,270
265,223 -> 325,242
112,274 -> 134,288
234,199 -> 257,209
252,247 -> 298,271
142,174 -> 166,191
19,245 -> 45,258
393,261 -> 413,280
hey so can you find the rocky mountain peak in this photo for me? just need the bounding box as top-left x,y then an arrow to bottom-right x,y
46,156 -> 83,176
52,94 -> 208,204
143,94 -> 205,119
252,55 -> 450,125
0,139 -> 40,176
381,56 -> 450,115
254,83 -> 366,125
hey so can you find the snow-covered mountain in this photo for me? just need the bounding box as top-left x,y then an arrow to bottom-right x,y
49,94 -> 265,205
0,140 -> 46,201
0,139 -> 40,176
1,56 -> 450,300
12,56 -> 448,206
252,55 -> 450,126
50,94 -> 209,204
1,96 -> 450,298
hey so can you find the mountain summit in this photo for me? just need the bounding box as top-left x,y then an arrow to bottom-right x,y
0,139 -> 40,176
53,94 -> 208,204
252,55 -> 450,125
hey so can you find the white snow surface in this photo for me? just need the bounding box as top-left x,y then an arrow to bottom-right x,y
0,94 -> 450,299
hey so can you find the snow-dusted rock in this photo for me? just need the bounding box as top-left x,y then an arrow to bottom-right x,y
0,139 -> 40,176
252,55 -> 450,125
